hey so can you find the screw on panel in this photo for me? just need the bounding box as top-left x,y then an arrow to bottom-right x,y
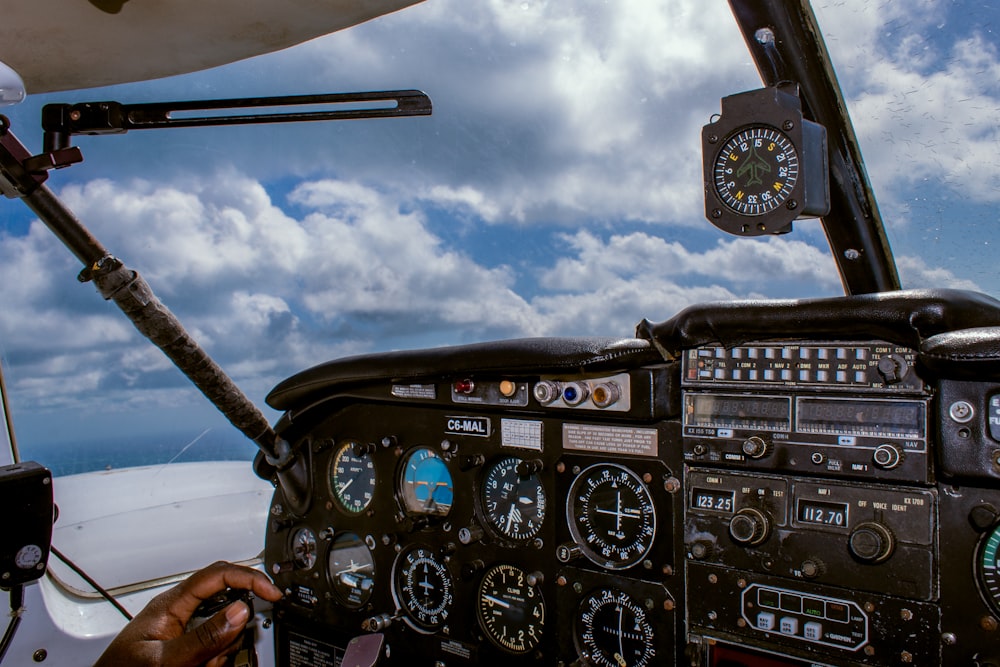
32,649 -> 47,662
981,616 -> 999,632
941,632 -> 957,646
949,400 -> 975,423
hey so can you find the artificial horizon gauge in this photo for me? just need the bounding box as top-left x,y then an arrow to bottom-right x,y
291,527 -> 318,570
476,563 -> 545,654
399,446 -> 454,516
392,544 -> 454,632
574,587 -> 657,667
567,463 -> 657,570
327,532 -> 375,608
702,84 -> 829,236
329,440 -> 376,514
480,456 -> 547,542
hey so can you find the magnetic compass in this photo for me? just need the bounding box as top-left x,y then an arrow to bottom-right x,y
702,85 -> 829,236
290,527 -> 318,570
712,126 -> 799,217
480,456 -> 547,542
566,463 -> 656,570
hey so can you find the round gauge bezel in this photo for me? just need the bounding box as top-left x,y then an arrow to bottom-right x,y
975,522 -> 1000,616
290,526 -> 318,570
328,440 -> 377,515
476,563 -> 545,654
712,124 -> 800,217
566,463 -> 657,570
326,531 -> 376,609
574,587 -> 656,667
398,446 -> 454,517
479,456 -> 547,542
391,544 -> 455,632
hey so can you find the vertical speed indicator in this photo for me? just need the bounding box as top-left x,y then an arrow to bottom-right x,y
713,125 -> 799,217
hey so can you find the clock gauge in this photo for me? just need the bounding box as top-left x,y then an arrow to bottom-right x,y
476,563 -> 545,654
566,463 -> 657,570
712,125 -> 799,217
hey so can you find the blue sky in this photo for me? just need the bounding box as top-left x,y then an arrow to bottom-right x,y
0,0 -> 997,464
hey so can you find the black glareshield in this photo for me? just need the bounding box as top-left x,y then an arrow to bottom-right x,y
0,461 -> 52,589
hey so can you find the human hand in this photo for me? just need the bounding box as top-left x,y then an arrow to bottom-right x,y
94,561 -> 283,667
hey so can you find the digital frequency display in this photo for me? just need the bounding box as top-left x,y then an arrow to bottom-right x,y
691,488 -> 735,513
685,394 -> 791,431
796,398 -> 924,438
796,499 -> 849,527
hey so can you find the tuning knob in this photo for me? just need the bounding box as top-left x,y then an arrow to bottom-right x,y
872,443 -> 903,469
729,507 -> 771,546
741,436 -> 770,460
556,542 -> 582,563
849,521 -> 895,563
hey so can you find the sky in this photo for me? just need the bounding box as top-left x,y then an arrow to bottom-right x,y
0,0 -> 997,466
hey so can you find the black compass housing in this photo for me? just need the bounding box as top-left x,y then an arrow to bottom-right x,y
702,85 -> 829,236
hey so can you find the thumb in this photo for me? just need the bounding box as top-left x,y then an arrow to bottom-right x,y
164,601 -> 250,665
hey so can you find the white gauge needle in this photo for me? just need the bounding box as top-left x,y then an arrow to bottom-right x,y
483,594 -> 511,609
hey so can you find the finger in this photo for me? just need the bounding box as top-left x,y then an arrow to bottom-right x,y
166,562 -> 283,621
162,600 -> 249,666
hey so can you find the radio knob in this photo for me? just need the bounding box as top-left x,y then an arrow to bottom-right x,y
848,521 -> 895,563
741,436 -> 770,459
876,354 -> 908,384
729,507 -> 771,546
872,443 -> 903,469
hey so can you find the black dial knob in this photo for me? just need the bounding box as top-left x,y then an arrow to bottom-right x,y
876,354 -> 908,384
872,443 -> 903,469
729,507 -> 770,546
741,436 -> 769,459
849,521 -> 894,563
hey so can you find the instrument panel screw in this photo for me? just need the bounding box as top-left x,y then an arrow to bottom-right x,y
900,651 -> 913,663
844,248 -> 861,261
782,120 -> 794,131
711,208 -> 722,219
32,649 -> 47,662
663,599 -> 675,612
664,477 -> 681,493
900,608 -> 913,621
941,632 -> 957,646
864,602 -> 876,613
981,616 -> 999,632
708,134 -> 719,144
707,574 -> 718,584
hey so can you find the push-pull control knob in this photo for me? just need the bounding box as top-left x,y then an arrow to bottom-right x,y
729,507 -> 771,546
849,521 -> 895,563
741,436 -> 770,460
556,542 -> 582,563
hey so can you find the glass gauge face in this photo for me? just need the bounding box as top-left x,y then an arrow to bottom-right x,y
393,545 -> 454,631
575,588 -> 656,667
481,456 -> 547,541
713,125 -> 799,216
976,523 -> 1000,616
399,446 -> 454,516
291,527 -> 318,570
329,440 -> 376,514
567,463 -> 657,570
476,563 -> 545,654
327,532 -> 375,608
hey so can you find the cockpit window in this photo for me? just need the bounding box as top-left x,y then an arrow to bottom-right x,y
0,0 -> 997,473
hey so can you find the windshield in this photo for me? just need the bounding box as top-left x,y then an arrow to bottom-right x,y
0,0 -> 997,475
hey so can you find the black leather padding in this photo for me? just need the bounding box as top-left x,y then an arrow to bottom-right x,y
920,327 -> 1000,380
267,337 -> 661,411
636,289 -> 1000,361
